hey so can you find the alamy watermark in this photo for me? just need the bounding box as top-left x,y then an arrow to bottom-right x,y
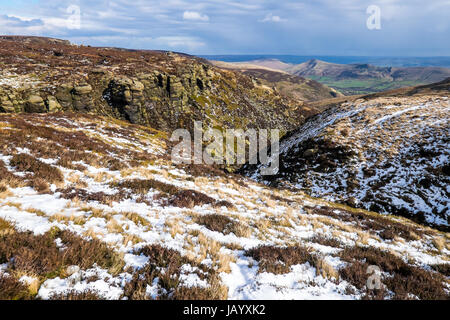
66,4 -> 81,30
170,122 -> 280,176
366,5 -> 381,30
366,265 -> 383,290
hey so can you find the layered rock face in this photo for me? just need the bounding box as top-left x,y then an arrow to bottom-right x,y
0,36 -> 304,134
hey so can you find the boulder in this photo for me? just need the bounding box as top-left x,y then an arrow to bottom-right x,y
131,80 -> 144,92
74,84 -> 93,95
25,94 -> 46,113
47,96 -> 63,112
0,98 -> 15,113
303,149 -> 317,158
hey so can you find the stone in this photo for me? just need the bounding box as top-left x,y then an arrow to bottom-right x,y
25,94 -> 46,113
1,99 -> 15,113
131,80 -> 144,91
346,197 -> 358,207
74,84 -> 93,95
47,96 -> 62,112
303,149 -> 317,158
123,89 -> 132,102
55,84 -> 74,103
66,265 -> 81,275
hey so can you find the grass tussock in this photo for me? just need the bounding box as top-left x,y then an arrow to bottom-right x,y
246,245 -> 314,274
0,274 -> 34,300
0,218 -> 15,236
195,214 -> 251,237
122,211 -> 151,228
313,256 -> 339,280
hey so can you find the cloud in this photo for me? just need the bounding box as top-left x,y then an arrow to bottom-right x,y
260,13 -> 285,23
0,15 -> 44,27
183,11 -> 209,22
156,36 -> 206,50
0,0 -> 448,55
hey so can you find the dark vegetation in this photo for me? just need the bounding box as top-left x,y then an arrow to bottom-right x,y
0,274 -> 33,300
10,153 -> 64,184
49,289 -> 104,300
0,218 -> 124,300
194,214 -> 248,237
123,244 -> 224,300
0,113 -> 158,190
305,206 -> 431,241
112,179 -> 234,209
245,245 -> 314,275
57,187 -> 126,205
339,246 -> 449,300
309,235 -> 343,248
0,228 -> 122,277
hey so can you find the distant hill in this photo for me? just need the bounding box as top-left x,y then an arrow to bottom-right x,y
201,55 -> 450,68
288,59 -> 450,95
209,60 -> 343,103
232,58 -> 450,95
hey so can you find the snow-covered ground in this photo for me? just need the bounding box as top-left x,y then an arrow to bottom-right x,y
248,95 -> 449,230
0,112 -> 448,300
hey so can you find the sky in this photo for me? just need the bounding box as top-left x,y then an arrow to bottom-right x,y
0,0 -> 449,56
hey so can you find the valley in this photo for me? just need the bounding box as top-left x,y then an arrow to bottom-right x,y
0,36 -> 449,301
219,57 -> 450,95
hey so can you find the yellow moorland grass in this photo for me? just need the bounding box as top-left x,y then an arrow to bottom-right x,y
49,213 -> 87,226
166,218 -> 184,239
0,217 -> 15,236
314,256 -> 339,280
121,211 -> 151,228
10,271 -> 40,296
0,187 -> 14,199
432,237 -> 446,252
107,219 -> 124,233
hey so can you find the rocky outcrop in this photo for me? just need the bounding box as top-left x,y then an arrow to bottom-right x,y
0,36 -> 305,135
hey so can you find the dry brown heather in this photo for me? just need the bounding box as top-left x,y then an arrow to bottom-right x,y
246,245 -> 314,275
339,246 -> 449,300
0,219 -> 124,299
124,245 -> 227,300
0,112 -> 448,300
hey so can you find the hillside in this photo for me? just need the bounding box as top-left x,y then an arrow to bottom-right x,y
241,79 -> 450,231
0,112 -> 448,300
209,60 -> 342,102
236,58 -> 450,95
0,36 -> 449,301
0,36 -> 306,135
288,59 -> 450,95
